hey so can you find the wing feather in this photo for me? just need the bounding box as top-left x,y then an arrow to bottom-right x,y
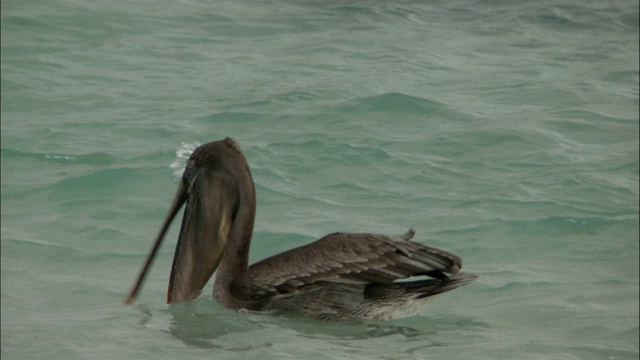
229,229 -> 462,302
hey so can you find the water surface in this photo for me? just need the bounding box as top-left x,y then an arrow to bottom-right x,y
2,0 -> 638,359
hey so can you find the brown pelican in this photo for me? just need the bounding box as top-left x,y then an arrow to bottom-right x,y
125,138 -> 476,321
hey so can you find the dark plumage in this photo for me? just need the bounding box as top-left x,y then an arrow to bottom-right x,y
126,138 -> 477,321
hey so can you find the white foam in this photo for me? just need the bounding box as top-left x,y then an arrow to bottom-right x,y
170,141 -> 200,179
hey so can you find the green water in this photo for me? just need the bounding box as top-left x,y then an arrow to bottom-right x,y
2,0 -> 638,359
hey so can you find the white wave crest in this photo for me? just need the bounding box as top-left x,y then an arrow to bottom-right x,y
170,141 -> 201,179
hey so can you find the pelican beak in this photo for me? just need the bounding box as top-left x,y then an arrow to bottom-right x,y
125,168 -> 237,305
167,169 -> 237,303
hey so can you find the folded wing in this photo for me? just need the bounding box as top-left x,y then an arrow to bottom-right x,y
229,229 -> 463,302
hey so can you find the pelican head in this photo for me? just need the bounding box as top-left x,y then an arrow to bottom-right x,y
125,138 -> 255,305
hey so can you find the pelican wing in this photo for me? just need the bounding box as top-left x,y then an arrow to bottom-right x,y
229,229 -> 463,302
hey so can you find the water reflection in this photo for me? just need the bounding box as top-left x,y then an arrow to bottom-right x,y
135,297 -> 485,351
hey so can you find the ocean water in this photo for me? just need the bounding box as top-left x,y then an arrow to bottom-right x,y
1,0 -> 638,358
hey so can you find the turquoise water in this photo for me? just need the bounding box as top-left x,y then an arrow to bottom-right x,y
2,0 -> 638,358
